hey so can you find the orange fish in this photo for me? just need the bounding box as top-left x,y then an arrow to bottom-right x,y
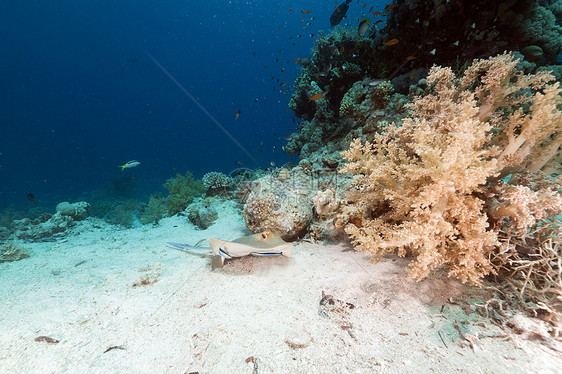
410,70 -> 416,80
373,11 -> 382,15
362,3 -> 366,8
406,55 -> 416,60
301,9 -> 311,14
308,93 -> 324,101
384,38 -> 399,46
384,2 -> 398,11
289,7 -> 292,11
295,58 -> 301,64
340,46 -> 345,53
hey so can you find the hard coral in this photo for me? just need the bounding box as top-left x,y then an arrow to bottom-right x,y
202,171 -> 233,196
242,173 -> 313,241
341,53 -> 562,286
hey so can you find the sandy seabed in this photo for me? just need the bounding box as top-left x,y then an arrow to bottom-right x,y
1,202 -> 561,374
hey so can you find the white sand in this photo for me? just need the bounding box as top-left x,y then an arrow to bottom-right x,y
1,201 -> 561,373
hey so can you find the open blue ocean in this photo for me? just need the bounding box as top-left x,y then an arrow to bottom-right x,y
0,0 -> 385,212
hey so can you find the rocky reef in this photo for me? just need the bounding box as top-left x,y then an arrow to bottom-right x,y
237,1 -> 562,318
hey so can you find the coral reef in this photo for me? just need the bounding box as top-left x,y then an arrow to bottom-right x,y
105,199 -> 142,227
491,213 -> 561,322
242,170 -> 315,241
521,1 -> 562,63
139,195 -> 168,225
341,53 -> 561,286
202,171 -> 233,196
377,0 -> 562,80
186,198 -> 219,229
55,201 -> 90,220
164,171 -> 205,215
11,213 -> 74,240
312,189 -> 340,218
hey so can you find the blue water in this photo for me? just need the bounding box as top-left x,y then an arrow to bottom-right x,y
0,0 -> 386,211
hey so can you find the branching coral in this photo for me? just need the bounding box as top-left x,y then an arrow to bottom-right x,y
202,171 -> 233,196
491,220 -> 561,324
341,53 -> 561,286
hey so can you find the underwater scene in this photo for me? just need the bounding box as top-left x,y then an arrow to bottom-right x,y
1,0 -> 561,372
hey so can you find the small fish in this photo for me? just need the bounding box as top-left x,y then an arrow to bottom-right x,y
301,9 -> 311,14
369,79 -> 384,86
373,11 -> 382,15
384,38 -> 399,46
429,48 -> 436,55
119,160 -> 140,171
384,2 -> 398,11
452,40 -> 459,46
362,3 -> 366,8
406,55 -> 416,60
270,161 -> 276,167
358,18 -> 370,37
235,109 -> 241,120
308,93 -> 324,101
375,20 -> 384,26
26,193 -> 35,203
295,58 -> 301,64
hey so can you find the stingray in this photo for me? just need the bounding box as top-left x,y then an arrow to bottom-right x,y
168,231 -> 293,270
